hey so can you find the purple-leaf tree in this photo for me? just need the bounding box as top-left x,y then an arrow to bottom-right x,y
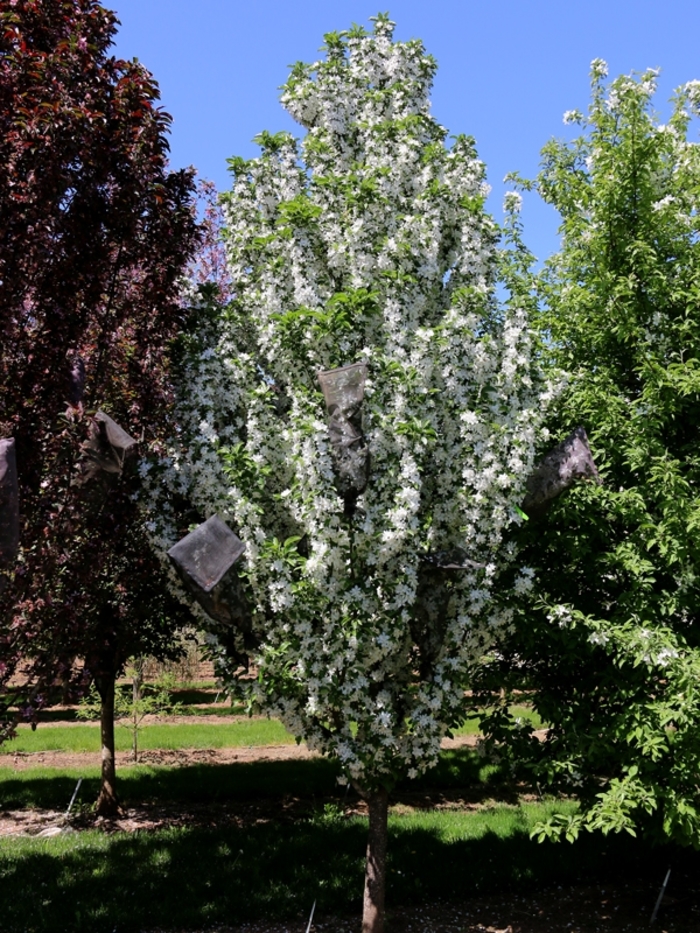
0,0 -> 199,815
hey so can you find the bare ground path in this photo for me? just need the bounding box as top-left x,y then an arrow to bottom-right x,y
0,720 -> 486,772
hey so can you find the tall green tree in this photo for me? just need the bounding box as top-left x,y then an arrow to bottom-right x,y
0,0 -> 199,814
482,62 -> 700,847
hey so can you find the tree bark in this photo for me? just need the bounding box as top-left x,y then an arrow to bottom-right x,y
131,659 -> 143,763
0,438 -> 20,587
94,671 -> 120,817
362,787 -> 389,933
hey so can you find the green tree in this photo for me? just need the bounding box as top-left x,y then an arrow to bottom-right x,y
77,661 -> 182,763
482,62 -> 700,847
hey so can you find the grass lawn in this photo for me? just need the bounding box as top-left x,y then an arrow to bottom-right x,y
0,718 -> 296,755
0,704 -> 541,756
0,747 -> 502,811
0,703 -> 563,933
0,745 -> 557,933
1,728 -> 695,933
0,794 -> 666,933
452,704 -> 541,737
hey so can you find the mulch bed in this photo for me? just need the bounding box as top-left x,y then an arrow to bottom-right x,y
145,878 -> 699,933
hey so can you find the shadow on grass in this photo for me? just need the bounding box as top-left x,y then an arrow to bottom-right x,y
32,708 -> 81,724
0,755 -> 341,811
0,747 -> 504,812
6,749 -> 695,933
2,807 -> 697,933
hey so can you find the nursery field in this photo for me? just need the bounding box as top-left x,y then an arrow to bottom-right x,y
1,691 -> 699,933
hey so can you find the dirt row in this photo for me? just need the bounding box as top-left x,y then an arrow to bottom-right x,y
0,727 -> 485,772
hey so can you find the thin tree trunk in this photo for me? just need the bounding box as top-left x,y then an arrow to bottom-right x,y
94,671 -> 120,817
132,659 -> 143,763
362,787 -> 389,933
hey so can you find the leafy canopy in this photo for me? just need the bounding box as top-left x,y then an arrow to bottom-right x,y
485,61 -> 700,847
0,0 -> 199,733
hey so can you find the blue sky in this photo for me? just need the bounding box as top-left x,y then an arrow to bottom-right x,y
110,0 -> 700,264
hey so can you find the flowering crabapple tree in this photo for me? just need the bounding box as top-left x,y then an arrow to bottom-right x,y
145,16 -> 548,932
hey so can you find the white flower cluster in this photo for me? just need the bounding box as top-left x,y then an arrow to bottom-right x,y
502,191 -> 523,214
547,604 -> 573,629
144,16 -> 547,789
563,110 -> 582,125
590,58 -> 609,80
683,79 -> 700,115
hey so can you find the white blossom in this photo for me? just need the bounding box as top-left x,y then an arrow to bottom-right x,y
591,58 -> 609,79
503,191 -> 522,214
143,17 -> 548,789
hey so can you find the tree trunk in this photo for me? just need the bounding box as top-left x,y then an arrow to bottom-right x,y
362,787 -> 389,933
94,671 -> 120,817
132,659 -> 143,763
0,438 -> 20,593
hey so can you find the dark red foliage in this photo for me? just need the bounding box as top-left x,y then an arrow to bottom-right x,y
0,0 -> 200,738
189,177 -> 233,302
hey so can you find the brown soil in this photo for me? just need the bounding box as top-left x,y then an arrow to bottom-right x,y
2,740 -> 318,773
0,728 -> 484,773
144,884 -> 700,933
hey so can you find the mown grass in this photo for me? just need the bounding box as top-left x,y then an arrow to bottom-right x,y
0,747 -> 531,933
0,718 -> 295,755
453,704 -> 541,737
2,743 -> 695,933
0,758 -> 340,811
2,704 -> 541,755
0,704 -> 553,932
0,795 -> 684,933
